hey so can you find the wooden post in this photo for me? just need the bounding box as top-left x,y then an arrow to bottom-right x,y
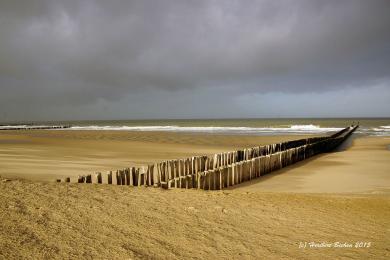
199,172 -> 204,190
138,167 -> 144,186
70,176 -> 79,183
201,156 -> 206,172
227,166 -> 233,187
174,160 -> 179,178
85,174 -> 91,183
130,167 -> 136,186
251,158 -> 255,179
180,159 -> 185,177
174,177 -> 180,188
189,158 -> 194,176
265,155 -> 270,174
271,154 -> 277,171
120,170 -> 125,185
233,163 -> 238,185
122,170 -> 127,185
150,164 -> 155,186
241,161 -> 246,181
160,162 -> 165,184
259,156 -> 264,177
196,172 -> 202,189
255,158 -> 260,177
186,175 -> 193,189
112,171 -> 122,185
213,154 -> 218,169
153,163 -> 160,187
167,160 -> 173,182
223,167 -> 228,188
91,172 -> 99,184
238,162 -> 243,183
168,179 -> 175,189
247,160 -> 251,181
101,172 -> 109,184
217,168 -> 223,190
203,171 -> 208,190
209,170 -> 215,190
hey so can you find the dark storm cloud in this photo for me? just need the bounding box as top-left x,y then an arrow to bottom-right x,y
0,0 -> 389,119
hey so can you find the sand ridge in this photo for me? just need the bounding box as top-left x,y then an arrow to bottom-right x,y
1,179 -> 389,259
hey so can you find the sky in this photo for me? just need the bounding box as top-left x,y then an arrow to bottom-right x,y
0,0 -> 389,121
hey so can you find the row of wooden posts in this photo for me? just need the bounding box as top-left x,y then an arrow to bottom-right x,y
58,125 -> 358,190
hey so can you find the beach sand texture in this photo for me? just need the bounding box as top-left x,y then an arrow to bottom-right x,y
0,130 -> 389,259
0,130 -> 318,181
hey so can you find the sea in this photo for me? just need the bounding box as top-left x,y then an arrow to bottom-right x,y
1,118 -> 389,136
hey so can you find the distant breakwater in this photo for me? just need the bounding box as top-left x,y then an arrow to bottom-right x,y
0,125 -> 71,130
58,125 -> 358,190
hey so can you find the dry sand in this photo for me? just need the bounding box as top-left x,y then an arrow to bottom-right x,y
1,130 -> 389,259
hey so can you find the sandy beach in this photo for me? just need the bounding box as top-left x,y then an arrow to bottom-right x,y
233,136 -> 390,194
2,0 -> 390,258
0,130 -> 318,181
1,130 -> 389,259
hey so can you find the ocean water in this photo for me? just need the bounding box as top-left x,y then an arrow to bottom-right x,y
1,118 -> 389,136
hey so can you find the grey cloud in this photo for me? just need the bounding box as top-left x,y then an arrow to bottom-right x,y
0,0 -> 389,119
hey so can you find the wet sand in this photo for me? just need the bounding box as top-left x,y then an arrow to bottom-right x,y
0,130 -> 314,181
0,130 -> 389,259
233,136 -> 390,194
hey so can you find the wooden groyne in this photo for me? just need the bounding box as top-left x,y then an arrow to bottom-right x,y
58,125 -> 358,190
0,125 -> 71,130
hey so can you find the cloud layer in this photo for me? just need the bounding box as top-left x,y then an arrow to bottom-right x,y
0,0 -> 389,120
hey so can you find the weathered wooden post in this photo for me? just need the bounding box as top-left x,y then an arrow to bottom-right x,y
212,169 -> 218,190
101,171 -> 109,184
153,163 -> 160,187
265,155 -> 270,174
203,171 -> 209,190
227,166 -> 233,187
259,156 -> 264,177
122,170 -> 128,185
239,162 -> 244,183
215,168 -> 221,190
186,175 -> 193,189
91,172 -> 100,184
70,176 -> 79,183
213,154 -> 218,169
85,174 -> 92,183
180,159 -> 185,177
114,170 -> 120,185
174,160 -> 179,178
139,167 -> 146,186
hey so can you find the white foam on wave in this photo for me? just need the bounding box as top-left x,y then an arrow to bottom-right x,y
355,125 -> 390,136
290,124 -> 321,130
69,125 -> 342,134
